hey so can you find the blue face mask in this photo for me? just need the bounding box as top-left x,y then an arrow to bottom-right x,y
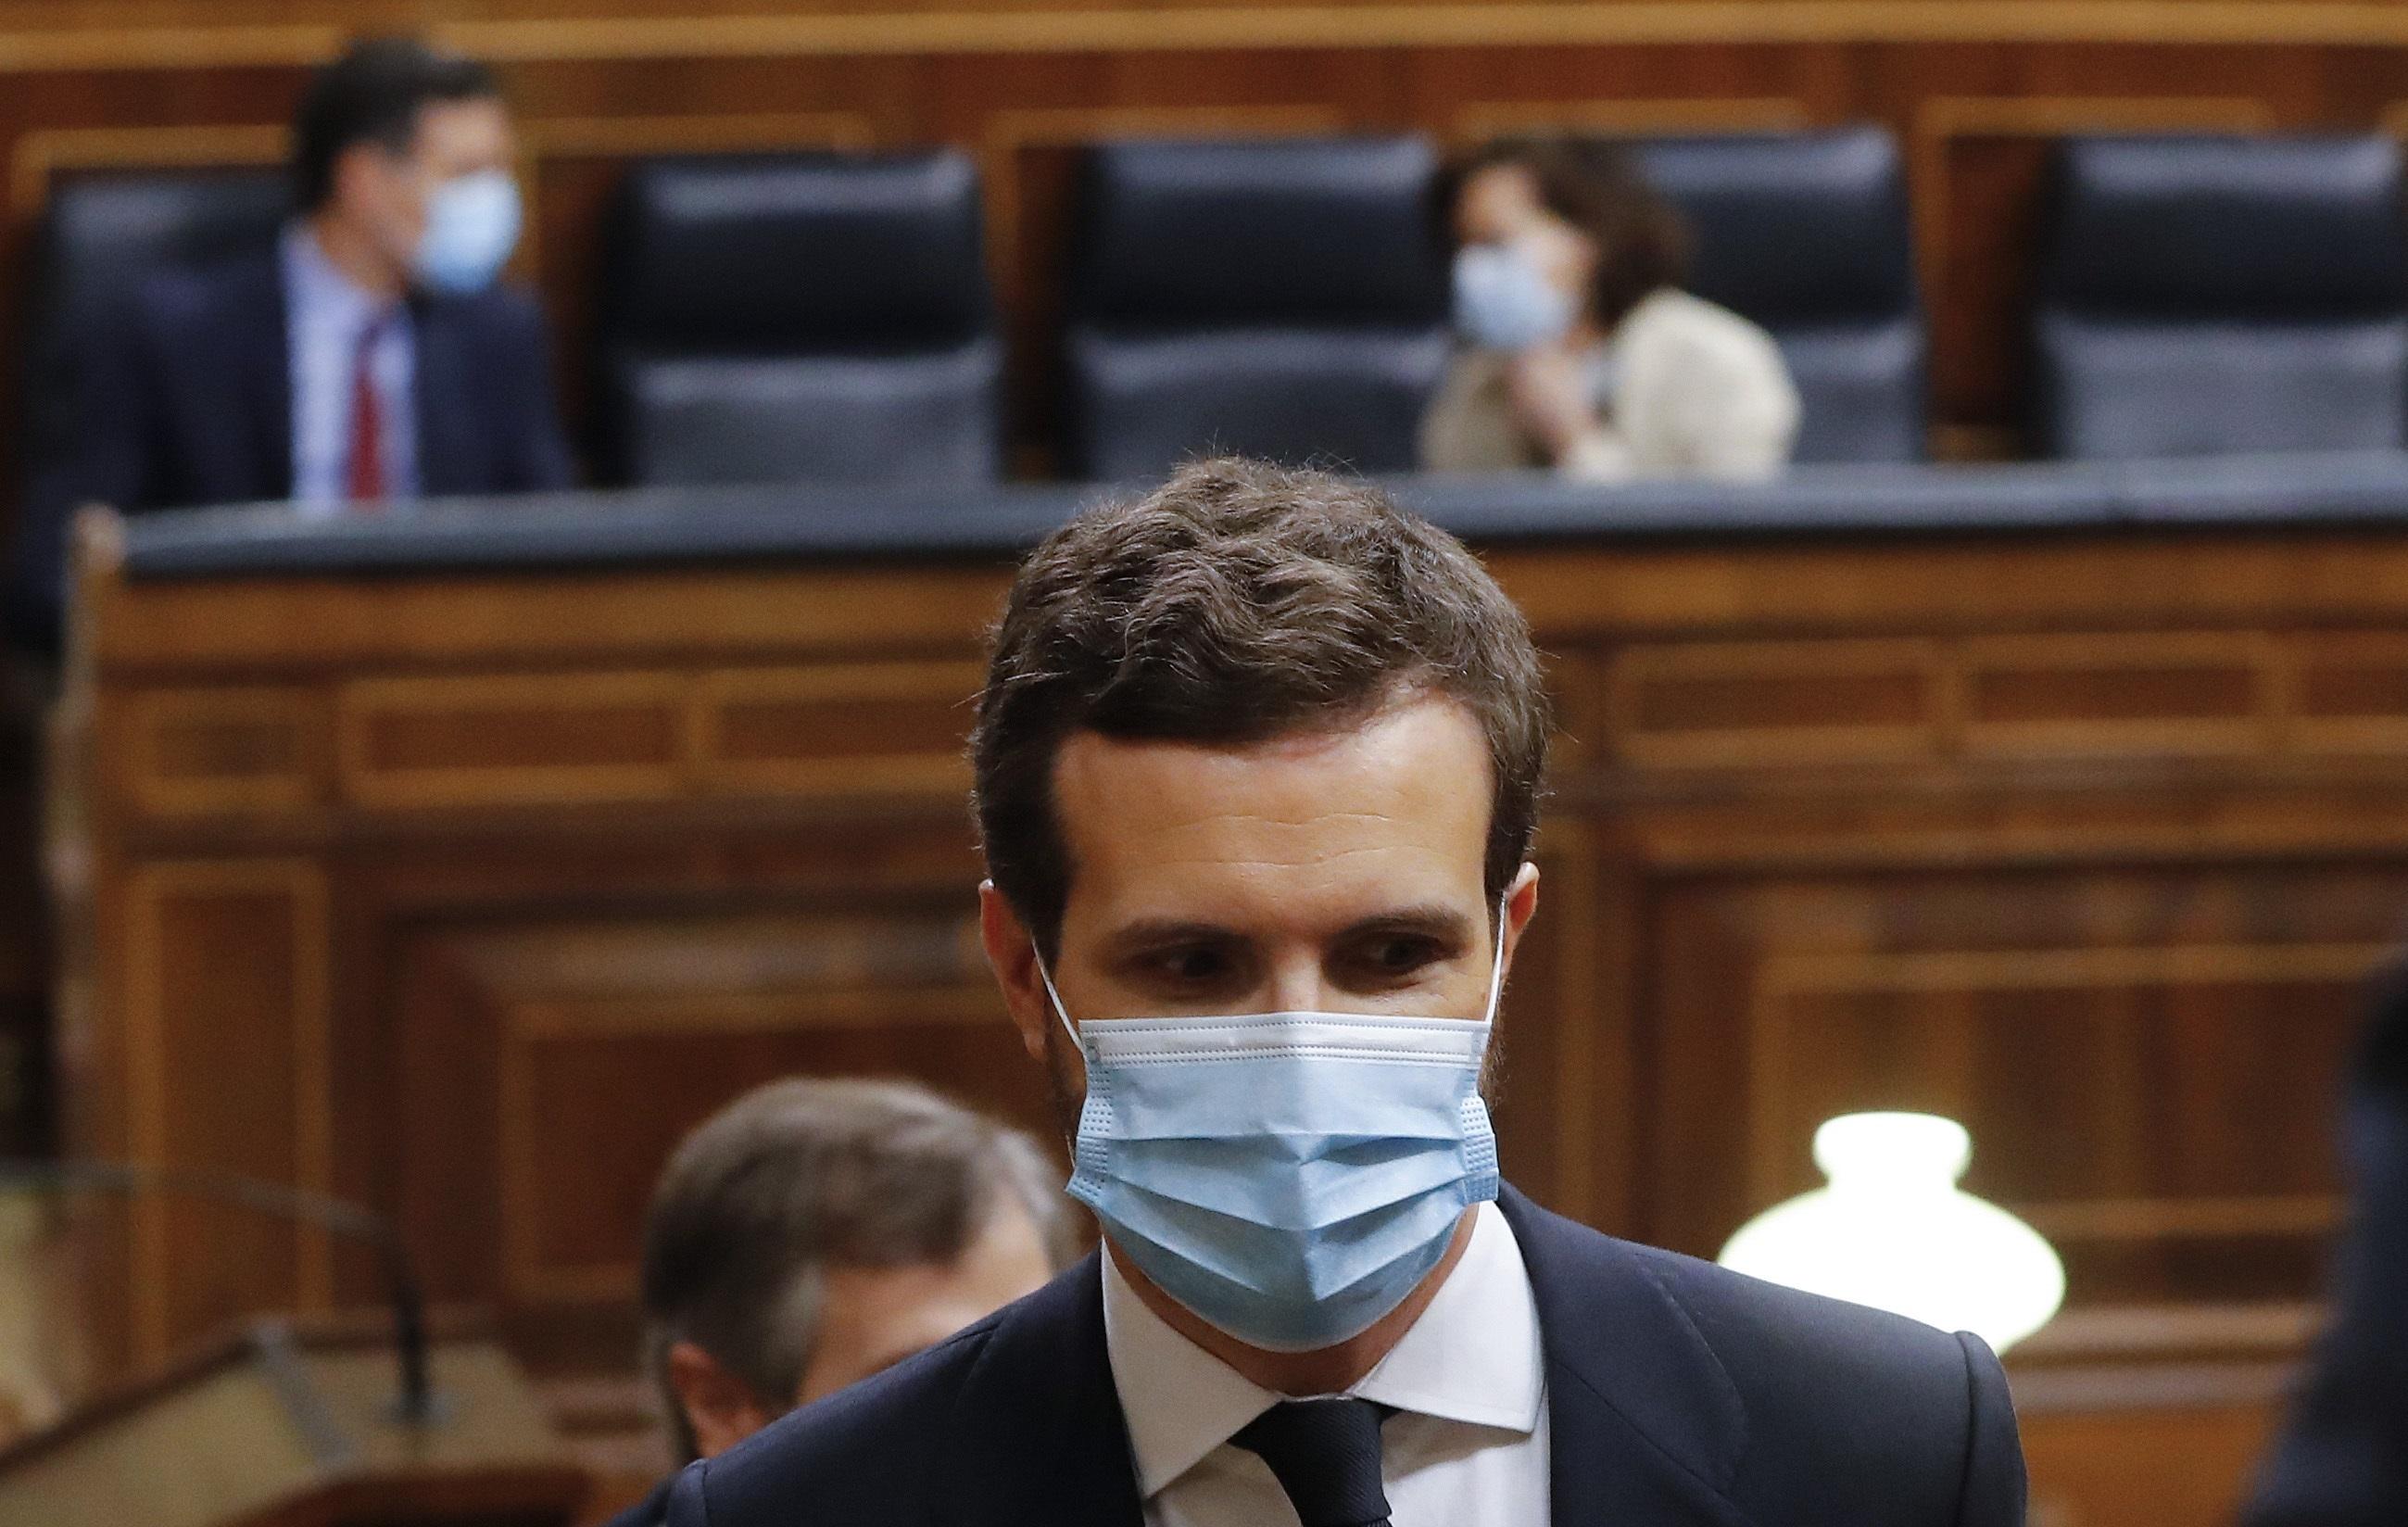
412,170 -> 523,297
1040,916 -> 1505,1352
1452,241 -> 1576,352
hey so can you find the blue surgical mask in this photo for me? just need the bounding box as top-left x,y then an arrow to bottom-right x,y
412,170 -> 523,297
1040,917 -> 1506,1352
1452,241 -> 1576,352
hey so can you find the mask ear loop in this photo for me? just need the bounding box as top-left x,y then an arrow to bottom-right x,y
1479,896 -> 1511,1028
1032,951 -> 1081,1051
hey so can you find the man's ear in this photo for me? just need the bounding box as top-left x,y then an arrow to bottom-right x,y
664,1340 -> 774,1461
980,881 -> 1053,1065
1498,861 -> 1541,980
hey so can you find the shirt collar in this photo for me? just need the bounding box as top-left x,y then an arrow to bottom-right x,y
281,221 -> 399,332
1101,1199 -> 1545,1499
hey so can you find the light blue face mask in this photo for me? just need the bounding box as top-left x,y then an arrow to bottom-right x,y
1452,241 -> 1577,352
1040,915 -> 1506,1352
412,169 -> 523,297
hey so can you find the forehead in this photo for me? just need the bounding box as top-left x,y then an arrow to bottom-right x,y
1050,694 -> 1494,928
1457,162 -> 1545,233
408,96 -> 511,159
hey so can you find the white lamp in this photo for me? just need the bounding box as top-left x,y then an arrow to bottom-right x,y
1717,1111 -> 2065,1355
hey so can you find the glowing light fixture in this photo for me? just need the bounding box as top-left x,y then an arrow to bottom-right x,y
1717,1111 -> 2066,1355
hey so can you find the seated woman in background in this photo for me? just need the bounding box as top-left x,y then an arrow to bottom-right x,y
1421,136 -> 1800,481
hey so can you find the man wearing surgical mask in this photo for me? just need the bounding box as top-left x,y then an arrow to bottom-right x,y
12,36 -> 571,646
1420,137 -> 1799,484
666,457 -> 2025,1527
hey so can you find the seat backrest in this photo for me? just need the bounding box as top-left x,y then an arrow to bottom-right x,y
2035,133 -> 2408,460
1633,128 -> 1924,463
20,170 -> 290,489
1063,135 -> 1450,482
599,149 -> 1002,486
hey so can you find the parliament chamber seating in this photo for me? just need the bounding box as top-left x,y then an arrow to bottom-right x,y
1634,128 -> 1926,464
12,170 -> 288,635
2036,133 -> 2408,461
29,8 -> 2408,1522
1060,135 -> 1452,482
594,149 -> 1003,487
20,170 -> 289,473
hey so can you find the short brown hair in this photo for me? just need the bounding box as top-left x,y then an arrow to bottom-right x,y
638,1079 -> 1077,1463
1439,135 -> 1691,330
972,458 -> 1551,961
293,37 -> 502,212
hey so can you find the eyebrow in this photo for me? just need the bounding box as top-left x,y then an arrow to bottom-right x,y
1097,903 -> 1478,961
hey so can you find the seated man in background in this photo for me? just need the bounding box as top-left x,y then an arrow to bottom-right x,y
609,1078 -> 1078,1527
1422,136 -> 1798,482
11,35 -> 572,647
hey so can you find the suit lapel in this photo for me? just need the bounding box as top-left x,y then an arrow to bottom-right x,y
940,1252 -> 1145,1527
939,1198 -> 1749,1527
411,297 -> 477,497
227,251 -> 294,501
1498,1189 -> 1753,1527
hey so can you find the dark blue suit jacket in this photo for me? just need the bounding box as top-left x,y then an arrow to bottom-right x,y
2246,965 -> 2408,1526
665,1186 -> 2026,1526
9,247 -> 574,646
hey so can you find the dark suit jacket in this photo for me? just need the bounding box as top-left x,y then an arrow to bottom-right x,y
2245,965 -> 2408,1527
9,246 -> 574,648
664,1185 -> 2026,1526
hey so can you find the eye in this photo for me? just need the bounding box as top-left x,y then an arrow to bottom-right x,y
1340,932 -> 1450,986
1159,944 -> 1230,983
1125,939 -> 1244,991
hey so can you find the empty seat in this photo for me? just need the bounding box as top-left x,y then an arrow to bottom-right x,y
19,169 -> 290,504
598,150 -> 1002,487
1063,136 -> 1451,482
1634,128 -> 1925,464
2036,134 -> 2408,460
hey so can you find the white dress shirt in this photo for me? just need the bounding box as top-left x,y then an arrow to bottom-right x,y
281,224 -> 418,512
1103,1200 -> 1550,1527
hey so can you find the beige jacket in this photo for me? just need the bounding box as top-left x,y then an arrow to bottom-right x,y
1418,287 -> 1800,482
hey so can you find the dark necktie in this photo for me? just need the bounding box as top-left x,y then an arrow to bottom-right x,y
1229,1398 -> 1393,1527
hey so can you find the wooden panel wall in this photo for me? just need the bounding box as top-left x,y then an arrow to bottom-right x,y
59,517 -> 2408,1527
7,1 -> 2408,498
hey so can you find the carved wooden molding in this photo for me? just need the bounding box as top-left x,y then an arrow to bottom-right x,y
1602,630 -> 2408,774
1448,95 -> 1813,145
1742,940 -> 2387,1244
120,687 -> 329,819
120,859 -> 333,1363
325,663 -> 984,814
13,6 -> 2408,77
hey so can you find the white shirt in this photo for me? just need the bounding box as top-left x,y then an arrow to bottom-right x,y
1559,288 -> 1799,483
281,223 -> 418,512
1103,1201 -> 1550,1527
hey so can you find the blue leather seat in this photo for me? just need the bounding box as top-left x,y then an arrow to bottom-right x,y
2036,134 -> 2408,460
1063,136 -> 1451,482
598,151 -> 1003,486
19,170 -> 290,509
1634,128 -> 1925,463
